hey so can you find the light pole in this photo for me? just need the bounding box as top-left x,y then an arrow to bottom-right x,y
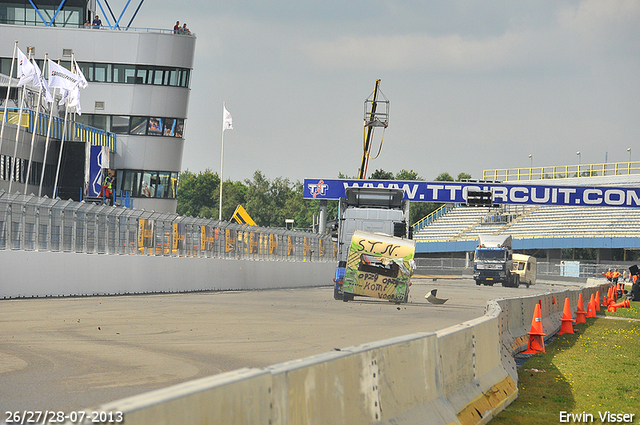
528,154 -> 533,168
577,151 -> 581,165
628,147 -> 631,162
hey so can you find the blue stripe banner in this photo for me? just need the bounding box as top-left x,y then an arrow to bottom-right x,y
303,179 -> 640,208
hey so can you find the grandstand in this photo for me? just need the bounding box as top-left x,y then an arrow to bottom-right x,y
413,163 -> 640,261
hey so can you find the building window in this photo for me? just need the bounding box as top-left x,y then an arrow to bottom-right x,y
130,117 -> 148,135
113,64 -> 136,83
148,118 -> 163,136
94,63 -> 112,83
116,170 -> 179,199
111,116 -> 130,134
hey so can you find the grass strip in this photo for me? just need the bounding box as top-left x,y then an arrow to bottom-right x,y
491,301 -> 640,425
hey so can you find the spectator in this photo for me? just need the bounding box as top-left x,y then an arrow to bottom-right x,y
92,15 -> 102,29
84,19 -> 91,28
182,23 -> 190,35
612,268 -> 620,284
173,21 -> 181,34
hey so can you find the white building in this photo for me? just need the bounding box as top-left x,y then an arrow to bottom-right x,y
0,0 -> 196,213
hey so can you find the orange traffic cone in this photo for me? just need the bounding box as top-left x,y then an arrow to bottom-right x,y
576,293 -> 587,324
558,297 -> 574,335
523,303 -> 546,354
586,293 -> 597,318
595,291 -> 601,311
605,286 -> 614,306
608,299 -> 631,312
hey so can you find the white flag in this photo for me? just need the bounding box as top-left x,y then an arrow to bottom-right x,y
32,60 -> 54,103
223,105 -> 233,131
17,48 -> 36,87
68,87 -> 82,115
73,57 -> 88,89
48,59 -> 79,91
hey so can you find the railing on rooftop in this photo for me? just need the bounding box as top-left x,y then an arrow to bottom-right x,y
483,161 -> 640,182
1,108 -> 116,152
0,190 -> 334,261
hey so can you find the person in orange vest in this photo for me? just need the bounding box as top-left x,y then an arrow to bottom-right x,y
612,268 -> 621,284
602,269 -> 613,282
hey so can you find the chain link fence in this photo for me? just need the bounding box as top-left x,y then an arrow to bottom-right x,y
0,190 -> 336,262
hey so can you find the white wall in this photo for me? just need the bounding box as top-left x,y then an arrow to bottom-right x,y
0,250 -> 334,298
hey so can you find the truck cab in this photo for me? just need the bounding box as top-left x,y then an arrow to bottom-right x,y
334,187 -> 410,300
473,234 -> 519,287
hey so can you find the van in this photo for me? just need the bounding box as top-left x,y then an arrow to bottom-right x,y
512,254 -> 537,288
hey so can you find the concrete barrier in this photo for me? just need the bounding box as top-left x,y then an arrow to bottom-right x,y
0,250 -> 334,298
61,279 -> 612,425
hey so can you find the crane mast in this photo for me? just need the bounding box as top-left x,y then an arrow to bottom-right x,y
357,79 -> 389,179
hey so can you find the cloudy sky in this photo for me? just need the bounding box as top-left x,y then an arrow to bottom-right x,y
134,0 -> 639,183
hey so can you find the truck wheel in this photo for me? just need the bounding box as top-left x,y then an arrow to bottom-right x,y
475,280 -> 482,286
334,286 -> 343,300
514,275 -> 520,288
526,280 -> 530,289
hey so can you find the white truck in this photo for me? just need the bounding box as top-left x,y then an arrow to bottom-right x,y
473,234 -> 520,287
333,187 -> 411,301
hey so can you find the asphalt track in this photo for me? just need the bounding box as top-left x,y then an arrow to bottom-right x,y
0,278 -> 579,413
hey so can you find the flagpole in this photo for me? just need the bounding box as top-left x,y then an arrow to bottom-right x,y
218,110 -> 225,221
39,80 -> 56,197
25,54 -> 46,195
8,46 -> 32,193
53,99 -> 69,198
219,102 -> 233,221
0,41 -> 18,165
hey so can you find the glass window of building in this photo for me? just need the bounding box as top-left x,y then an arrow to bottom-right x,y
90,115 -> 109,132
168,69 -> 178,86
141,171 -> 157,197
153,68 -> 164,85
113,64 -> 136,83
170,173 -> 178,198
175,119 -> 184,137
121,170 -> 140,197
148,118 -> 163,136
111,116 -> 130,134
94,63 -> 112,82
78,62 -> 92,81
129,117 -> 147,135
136,66 -> 153,84
157,172 -> 170,198
163,118 -> 175,137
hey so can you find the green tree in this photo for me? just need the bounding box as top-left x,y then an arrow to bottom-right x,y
456,172 -> 472,181
369,169 -> 395,180
176,169 -> 220,218
395,169 -> 421,180
435,172 -> 454,181
219,180 -> 248,221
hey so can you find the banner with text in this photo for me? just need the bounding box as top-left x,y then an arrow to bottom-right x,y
303,179 -> 640,208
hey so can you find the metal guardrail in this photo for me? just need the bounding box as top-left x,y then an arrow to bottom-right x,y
412,203 -> 452,232
483,161 -> 640,181
415,257 -> 632,279
1,108 -> 117,152
0,190 -> 335,262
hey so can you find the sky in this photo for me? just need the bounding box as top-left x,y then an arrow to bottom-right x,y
131,0 -> 639,183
